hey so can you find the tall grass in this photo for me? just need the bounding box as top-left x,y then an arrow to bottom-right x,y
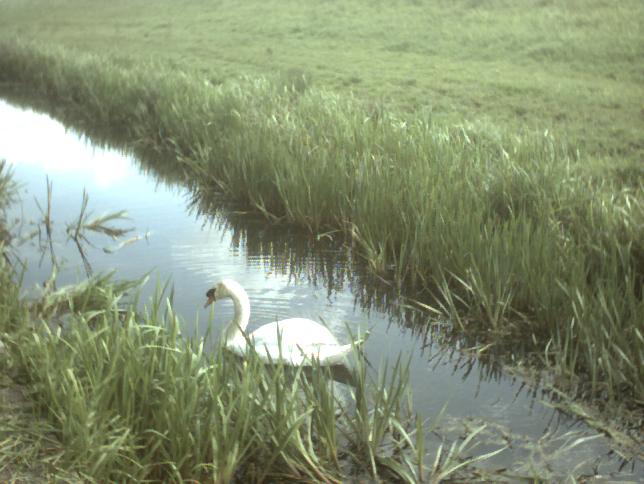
2,276 -> 503,482
0,39 -> 641,412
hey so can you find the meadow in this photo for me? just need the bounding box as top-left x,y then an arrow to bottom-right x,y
0,0 -> 642,478
0,0 -> 642,167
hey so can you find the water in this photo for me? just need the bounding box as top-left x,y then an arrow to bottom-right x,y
0,98 -> 640,480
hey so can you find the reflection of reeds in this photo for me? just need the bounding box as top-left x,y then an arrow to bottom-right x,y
65,189 -> 131,277
34,177 -> 57,280
0,39 -> 641,413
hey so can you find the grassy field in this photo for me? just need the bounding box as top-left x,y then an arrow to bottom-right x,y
0,0 -> 642,470
0,0 -> 642,167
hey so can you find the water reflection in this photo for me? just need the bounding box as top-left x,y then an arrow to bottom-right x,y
0,96 -> 640,480
0,104 -> 134,188
192,194 -> 522,390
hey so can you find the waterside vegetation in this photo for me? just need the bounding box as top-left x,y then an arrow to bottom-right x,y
1,163 -> 511,482
2,280 -> 465,481
1,38 -> 641,420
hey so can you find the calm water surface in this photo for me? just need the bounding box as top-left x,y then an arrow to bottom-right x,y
0,99 -> 640,479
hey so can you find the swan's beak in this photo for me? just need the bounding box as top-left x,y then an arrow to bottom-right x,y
204,289 -> 216,308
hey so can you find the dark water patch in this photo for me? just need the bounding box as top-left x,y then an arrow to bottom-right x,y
1,98 -> 641,480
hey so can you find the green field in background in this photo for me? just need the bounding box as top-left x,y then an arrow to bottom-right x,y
1,0 -> 642,163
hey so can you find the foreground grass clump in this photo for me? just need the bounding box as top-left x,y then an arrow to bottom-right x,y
0,39 -> 642,415
4,277 -> 485,482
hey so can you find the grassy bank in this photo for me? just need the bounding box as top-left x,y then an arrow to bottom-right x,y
0,38 -> 642,418
0,0 -> 642,166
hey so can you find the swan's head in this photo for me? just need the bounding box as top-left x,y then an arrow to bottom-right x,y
204,279 -> 244,308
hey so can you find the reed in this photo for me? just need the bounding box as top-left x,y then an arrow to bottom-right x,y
1,273 -> 504,482
0,38 -> 641,413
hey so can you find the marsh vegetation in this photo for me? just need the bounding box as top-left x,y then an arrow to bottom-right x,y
0,0 -> 642,480
1,38 -> 640,413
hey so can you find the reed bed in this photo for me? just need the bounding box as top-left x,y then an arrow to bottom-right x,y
0,38 -> 641,414
1,266 -> 502,482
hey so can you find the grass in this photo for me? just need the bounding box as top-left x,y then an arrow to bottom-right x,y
0,39 -> 641,418
0,0 -> 642,166
0,162 -> 17,251
0,0 -> 642,474
2,292 -> 505,482
0,265 -> 411,481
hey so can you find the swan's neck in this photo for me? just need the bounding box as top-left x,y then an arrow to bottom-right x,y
223,288 -> 250,344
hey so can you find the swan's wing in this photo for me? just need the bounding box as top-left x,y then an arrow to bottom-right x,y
298,343 -> 353,366
250,318 -> 339,347
251,342 -> 352,366
248,319 -> 349,366
224,333 -> 310,365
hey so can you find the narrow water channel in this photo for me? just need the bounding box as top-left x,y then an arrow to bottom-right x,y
1,99 -> 640,480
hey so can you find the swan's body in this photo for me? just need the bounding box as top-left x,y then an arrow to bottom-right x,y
205,279 -> 355,366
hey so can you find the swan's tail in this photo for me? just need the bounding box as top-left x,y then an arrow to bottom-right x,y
317,344 -> 352,366
317,332 -> 369,366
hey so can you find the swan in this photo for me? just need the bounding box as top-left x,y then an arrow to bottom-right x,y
204,279 -> 357,366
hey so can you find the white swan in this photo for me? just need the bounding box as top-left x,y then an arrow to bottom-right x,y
204,279 -> 357,366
